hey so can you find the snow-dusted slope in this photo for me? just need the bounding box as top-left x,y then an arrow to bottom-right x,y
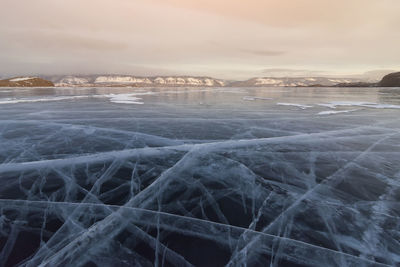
95,76 -> 153,84
9,77 -> 37,82
57,77 -> 90,86
52,75 -> 226,87
230,77 -> 364,87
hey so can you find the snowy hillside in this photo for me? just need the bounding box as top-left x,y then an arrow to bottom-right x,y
53,75 -> 226,87
229,77 -> 366,87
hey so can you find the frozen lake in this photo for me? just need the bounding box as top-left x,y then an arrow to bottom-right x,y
1,86 -> 400,266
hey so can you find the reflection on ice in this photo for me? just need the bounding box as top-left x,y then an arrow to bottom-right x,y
0,86 -> 400,266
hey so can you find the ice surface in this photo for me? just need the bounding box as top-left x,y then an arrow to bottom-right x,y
0,86 -> 400,266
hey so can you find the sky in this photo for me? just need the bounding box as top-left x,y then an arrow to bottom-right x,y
0,0 -> 399,80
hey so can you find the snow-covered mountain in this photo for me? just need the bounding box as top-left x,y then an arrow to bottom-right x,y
229,77 -> 367,87
57,77 -> 91,86
51,75 -> 226,87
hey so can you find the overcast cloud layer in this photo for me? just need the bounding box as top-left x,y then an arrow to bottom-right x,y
0,0 -> 399,79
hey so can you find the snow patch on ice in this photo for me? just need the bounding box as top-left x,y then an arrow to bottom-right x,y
277,102 -> 313,109
103,92 -> 155,105
106,94 -> 144,104
0,91 -> 156,105
318,109 -> 359,115
319,101 -> 400,109
0,96 -> 92,104
243,96 -> 273,101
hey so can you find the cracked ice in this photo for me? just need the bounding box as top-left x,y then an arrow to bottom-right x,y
0,86 -> 400,266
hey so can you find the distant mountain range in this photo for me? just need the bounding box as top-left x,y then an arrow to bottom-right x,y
45,75 -> 226,87
45,75 -> 372,87
228,77 -> 367,87
1,72 -> 399,88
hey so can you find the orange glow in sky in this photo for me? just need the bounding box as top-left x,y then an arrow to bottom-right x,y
0,0 -> 399,79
